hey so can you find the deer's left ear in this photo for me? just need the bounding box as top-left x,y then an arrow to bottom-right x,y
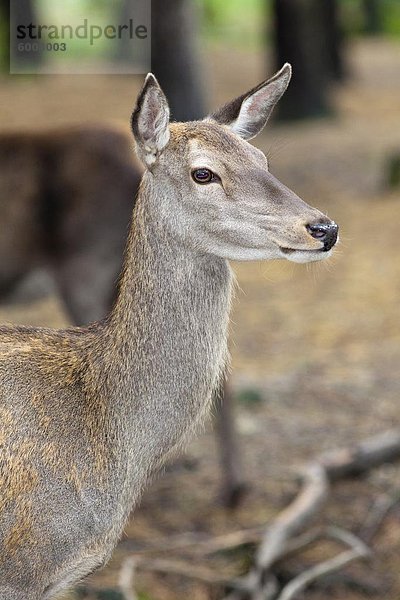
208,63 -> 291,140
131,73 -> 170,166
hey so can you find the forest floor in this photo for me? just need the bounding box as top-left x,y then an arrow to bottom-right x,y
1,38 -> 400,600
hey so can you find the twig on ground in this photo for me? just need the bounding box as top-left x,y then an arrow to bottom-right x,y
360,489 -> 400,543
276,547 -> 369,600
256,463 -> 329,572
118,556 -> 138,600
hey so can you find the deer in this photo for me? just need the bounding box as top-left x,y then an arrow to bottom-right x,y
0,124 -> 141,324
0,64 -> 338,599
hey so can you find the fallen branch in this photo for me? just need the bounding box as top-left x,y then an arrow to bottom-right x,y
276,526 -> 371,600
277,547 -> 367,600
223,429 -> 400,600
119,556 -> 138,600
119,525 -> 264,557
256,463 -> 329,571
121,556 -> 233,587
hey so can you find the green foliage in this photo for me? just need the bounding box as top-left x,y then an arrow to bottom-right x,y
5,0 -> 399,66
387,153 -> 400,189
137,593 -> 155,600
236,387 -> 263,407
196,0 -> 267,47
338,0 -> 365,35
382,0 -> 400,36
0,16 -> 8,72
197,0 -> 400,45
74,587 -> 154,600
35,0 -> 124,59
97,590 -> 124,600
338,0 -> 400,37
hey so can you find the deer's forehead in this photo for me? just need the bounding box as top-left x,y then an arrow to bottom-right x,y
168,123 -> 265,166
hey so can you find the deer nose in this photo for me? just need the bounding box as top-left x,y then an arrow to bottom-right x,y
306,221 -> 338,251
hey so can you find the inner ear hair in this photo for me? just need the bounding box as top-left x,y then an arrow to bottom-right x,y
131,73 -> 170,166
208,63 -> 292,140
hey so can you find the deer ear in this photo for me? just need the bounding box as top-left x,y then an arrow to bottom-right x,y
131,73 -> 170,166
209,63 -> 292,140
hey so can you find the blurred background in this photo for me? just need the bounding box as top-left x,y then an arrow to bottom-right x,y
1,1 -> 400,598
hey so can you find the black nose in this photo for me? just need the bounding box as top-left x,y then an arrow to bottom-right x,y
306,221 -> 339,252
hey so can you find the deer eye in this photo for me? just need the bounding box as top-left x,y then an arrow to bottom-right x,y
191,168 -> 219,184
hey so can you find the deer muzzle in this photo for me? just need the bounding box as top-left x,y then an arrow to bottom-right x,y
306,221 -> 339,252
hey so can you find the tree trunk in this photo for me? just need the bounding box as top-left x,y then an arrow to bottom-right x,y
273,0 -> 333,120
0,0 -> 10,71
9,0 -> 43,70
363,0 -> 383,35
215,380 -> 247,509
151,0 -> 206,121
323,0 -> 345,81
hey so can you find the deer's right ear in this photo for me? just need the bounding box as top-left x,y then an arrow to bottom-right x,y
131,73 -> 170,166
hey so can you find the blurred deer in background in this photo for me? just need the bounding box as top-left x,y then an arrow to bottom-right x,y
0,65 -> 338,599
0,125 -> 140,324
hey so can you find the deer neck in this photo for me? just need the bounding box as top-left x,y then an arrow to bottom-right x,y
103,173 -> 233,491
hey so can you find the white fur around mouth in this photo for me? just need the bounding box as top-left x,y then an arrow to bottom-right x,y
279,246 -> 330,263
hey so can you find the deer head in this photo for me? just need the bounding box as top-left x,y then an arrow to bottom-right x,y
131,65 -> 338,263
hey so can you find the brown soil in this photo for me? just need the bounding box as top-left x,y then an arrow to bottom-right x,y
1,38 -> 400,600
